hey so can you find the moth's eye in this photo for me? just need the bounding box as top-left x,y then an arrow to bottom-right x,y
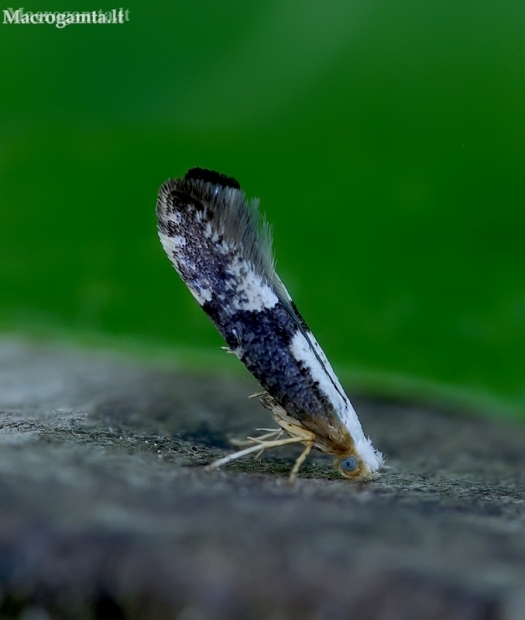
339,456 -> 358,473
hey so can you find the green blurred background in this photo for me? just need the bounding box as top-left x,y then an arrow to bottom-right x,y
1,0 -> 524,417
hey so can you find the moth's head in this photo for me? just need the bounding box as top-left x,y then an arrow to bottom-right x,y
334,453 -> 374,481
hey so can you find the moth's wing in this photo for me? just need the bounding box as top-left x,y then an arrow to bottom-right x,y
156,169 -> 383,473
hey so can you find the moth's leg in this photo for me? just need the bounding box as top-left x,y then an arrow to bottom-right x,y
251,431 -> 286,458
288,441 -> 314,484
206,436 -> 307,472
248,390 -> 267,399
230,429 -> 283,447
253,445 -> 266,460
255,427 -> 283,432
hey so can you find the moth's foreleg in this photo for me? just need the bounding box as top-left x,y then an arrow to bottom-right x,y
288,441 -> 314,484
206,435 -> 309,474
229,429 -> 283,447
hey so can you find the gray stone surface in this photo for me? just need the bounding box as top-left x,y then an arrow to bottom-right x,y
0,336 -> 524,619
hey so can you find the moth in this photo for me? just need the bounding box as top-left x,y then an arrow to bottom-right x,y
156,168 -> 383,482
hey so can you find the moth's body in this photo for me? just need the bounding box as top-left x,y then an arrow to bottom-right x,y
156,168 -> 383,481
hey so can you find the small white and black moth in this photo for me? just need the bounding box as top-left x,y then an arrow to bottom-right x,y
156,168 -> 383,482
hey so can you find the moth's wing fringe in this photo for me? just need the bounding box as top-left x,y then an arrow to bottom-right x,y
213,185 -> 308,309
212,186 -> 276,279
158,176 -> 292,303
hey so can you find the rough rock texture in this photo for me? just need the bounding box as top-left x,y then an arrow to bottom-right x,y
0,336 -> 524,620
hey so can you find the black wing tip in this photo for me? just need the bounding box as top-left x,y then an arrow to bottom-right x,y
184,168 -> 241,190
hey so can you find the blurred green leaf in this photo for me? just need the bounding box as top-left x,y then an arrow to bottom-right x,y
1,0 -> 524,417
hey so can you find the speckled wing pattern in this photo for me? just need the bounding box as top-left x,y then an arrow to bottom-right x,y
156,168 -> 383,479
